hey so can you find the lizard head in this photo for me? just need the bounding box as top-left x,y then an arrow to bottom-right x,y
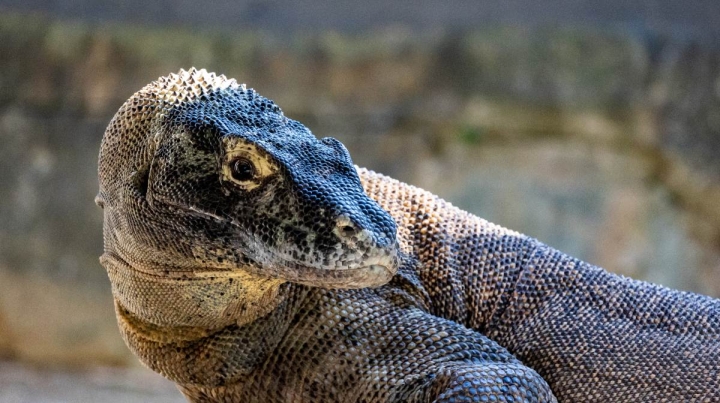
98,68 -> 398,298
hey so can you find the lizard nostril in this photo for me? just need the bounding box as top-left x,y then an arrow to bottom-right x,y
335,215 -> 361,239
340,225 -> 358,237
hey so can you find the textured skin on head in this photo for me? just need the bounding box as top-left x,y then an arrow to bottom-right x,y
99,69 -> 720,402
98,69 -> 398,327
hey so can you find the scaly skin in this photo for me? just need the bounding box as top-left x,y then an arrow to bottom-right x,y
98,69 -> 720,402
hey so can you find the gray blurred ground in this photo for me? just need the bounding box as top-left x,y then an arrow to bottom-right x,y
0,361 -> 180,403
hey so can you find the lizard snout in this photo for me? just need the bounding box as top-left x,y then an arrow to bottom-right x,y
332,213 -> 395,250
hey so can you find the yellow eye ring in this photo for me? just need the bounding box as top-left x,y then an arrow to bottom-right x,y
222,141 -> 278,191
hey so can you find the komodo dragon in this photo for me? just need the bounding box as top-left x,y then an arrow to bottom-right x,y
97,69 -> 720,402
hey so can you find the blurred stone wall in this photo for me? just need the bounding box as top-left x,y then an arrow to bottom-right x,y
0,13 -> 718,366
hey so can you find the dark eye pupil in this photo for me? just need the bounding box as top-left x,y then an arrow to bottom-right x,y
231,158 -> 255,181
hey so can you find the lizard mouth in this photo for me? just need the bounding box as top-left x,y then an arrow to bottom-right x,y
191,263 -> 395,289
270,262 -> 395,289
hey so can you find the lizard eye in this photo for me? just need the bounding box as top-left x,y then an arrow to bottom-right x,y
230,157 -> 256,182
222,141 -> 277,191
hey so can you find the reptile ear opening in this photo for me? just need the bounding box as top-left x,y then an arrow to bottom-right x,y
132,165 -> 150,198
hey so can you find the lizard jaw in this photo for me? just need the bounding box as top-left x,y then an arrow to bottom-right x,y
275,263 -> 396,289
193,263 -> 395,289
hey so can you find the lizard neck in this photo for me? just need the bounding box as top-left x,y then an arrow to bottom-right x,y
113,282 -> 303,388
